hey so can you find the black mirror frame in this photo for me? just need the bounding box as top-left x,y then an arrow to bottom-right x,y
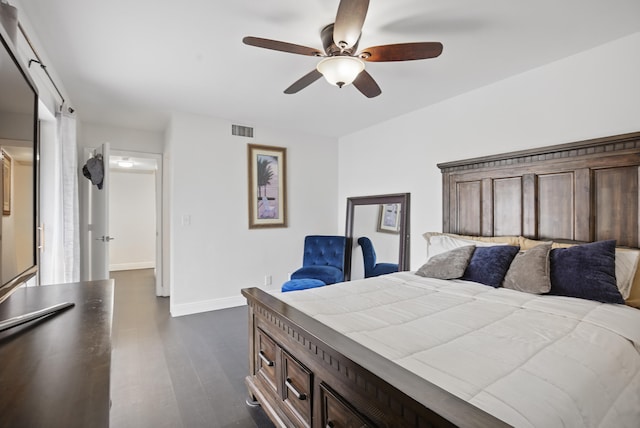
344,193 -> 410,281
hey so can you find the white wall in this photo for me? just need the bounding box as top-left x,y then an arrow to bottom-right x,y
78,122 -> 164,154
0,113 -> 32,141
339,32 -> 640,270
109,169 -> 156,271
11,0 -> 69,114
167,112 -> 339,316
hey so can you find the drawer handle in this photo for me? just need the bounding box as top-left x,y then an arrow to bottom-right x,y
285,378 -> 307,400
258,351 -> 274,367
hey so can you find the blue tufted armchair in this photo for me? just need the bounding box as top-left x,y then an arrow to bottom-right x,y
290,235 -> 347,285
358,237 -> 398,278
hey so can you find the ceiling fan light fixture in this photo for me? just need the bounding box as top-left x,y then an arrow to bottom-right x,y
316,56 -> 364,88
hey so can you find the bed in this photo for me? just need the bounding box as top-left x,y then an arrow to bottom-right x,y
242,131 -> 640,427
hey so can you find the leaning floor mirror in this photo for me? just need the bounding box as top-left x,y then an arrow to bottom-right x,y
345,193 -> 410,281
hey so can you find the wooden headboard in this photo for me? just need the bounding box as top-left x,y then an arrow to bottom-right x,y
438,131 -> 640,247
438,131 -> 640,306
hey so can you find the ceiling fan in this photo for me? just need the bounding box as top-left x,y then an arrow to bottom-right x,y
242,0 -> 443,98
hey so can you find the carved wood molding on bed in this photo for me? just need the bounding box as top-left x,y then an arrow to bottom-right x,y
438,131 -> 640,247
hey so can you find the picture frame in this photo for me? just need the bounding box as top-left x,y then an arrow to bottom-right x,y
2,150 -> 11,216
247,143 -> 287,229
377,203 -> 400,234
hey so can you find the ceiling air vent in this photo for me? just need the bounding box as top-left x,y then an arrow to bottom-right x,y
232,124 -> 254,138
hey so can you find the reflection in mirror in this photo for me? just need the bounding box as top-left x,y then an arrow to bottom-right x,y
0,31 -> 38,301
345,193 -> 410,281
350,204 -> 399,279
1,142 -> 34,285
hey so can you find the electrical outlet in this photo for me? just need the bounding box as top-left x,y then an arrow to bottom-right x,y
264,275 -> 272,286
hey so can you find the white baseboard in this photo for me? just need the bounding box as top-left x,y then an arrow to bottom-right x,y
170,295 -> 247,317
110,261 -> 155,271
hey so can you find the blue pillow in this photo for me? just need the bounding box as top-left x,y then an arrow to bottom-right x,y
549,240 -> 623,304
462,245 -> 520,287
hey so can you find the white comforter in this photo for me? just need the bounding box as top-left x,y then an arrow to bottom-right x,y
273,272 -> 640,428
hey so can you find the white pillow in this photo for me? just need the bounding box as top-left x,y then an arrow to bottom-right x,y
615,248 -> 640,299
426,235 -> 506,261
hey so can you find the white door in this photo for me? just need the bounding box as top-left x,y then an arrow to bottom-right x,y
86,142 -> 111,280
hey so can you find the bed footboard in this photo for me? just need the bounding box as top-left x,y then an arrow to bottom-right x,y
242,287 -> 508,428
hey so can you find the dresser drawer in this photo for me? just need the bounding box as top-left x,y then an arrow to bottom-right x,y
256,328 -> 278,392
320,383 -> 371,428
281,350 -> 312,427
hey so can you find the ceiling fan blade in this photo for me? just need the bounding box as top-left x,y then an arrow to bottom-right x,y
284,69 -> 323,94
333,0 -> 370,50
353,70 -> 381,98
360,42 -> 443,62
243,36 -> 323,57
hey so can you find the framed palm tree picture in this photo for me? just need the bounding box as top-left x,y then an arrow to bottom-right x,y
247,143 -> 287,228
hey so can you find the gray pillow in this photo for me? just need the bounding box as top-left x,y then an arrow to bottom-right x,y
416,246 -> 475,279
502,243 -> 552,294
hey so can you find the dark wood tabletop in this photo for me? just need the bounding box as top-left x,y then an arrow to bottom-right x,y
0,280 -> 114,428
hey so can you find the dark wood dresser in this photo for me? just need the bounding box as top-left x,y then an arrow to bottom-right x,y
0,280 -> 114,428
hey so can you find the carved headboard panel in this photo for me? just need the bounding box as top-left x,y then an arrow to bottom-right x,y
438,132 -> 640,247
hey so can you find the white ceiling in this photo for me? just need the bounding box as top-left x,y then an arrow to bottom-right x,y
16,0 -> 640,138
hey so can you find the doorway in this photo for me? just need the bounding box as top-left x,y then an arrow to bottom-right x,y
109,150 -> 165,296
80,147 -> 170,296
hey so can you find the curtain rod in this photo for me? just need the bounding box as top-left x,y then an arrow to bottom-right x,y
17,22 -> 74,114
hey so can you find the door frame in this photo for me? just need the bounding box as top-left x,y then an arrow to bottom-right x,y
80,148 -> 166,296
110,149 -> 165,296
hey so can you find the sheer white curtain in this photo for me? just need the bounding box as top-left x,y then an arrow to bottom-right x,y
39,112 -> 80,284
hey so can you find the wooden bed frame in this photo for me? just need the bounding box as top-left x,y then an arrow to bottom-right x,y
242,131 -> 640,427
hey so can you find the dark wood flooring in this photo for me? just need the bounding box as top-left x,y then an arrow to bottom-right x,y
109,269 -> 274,428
